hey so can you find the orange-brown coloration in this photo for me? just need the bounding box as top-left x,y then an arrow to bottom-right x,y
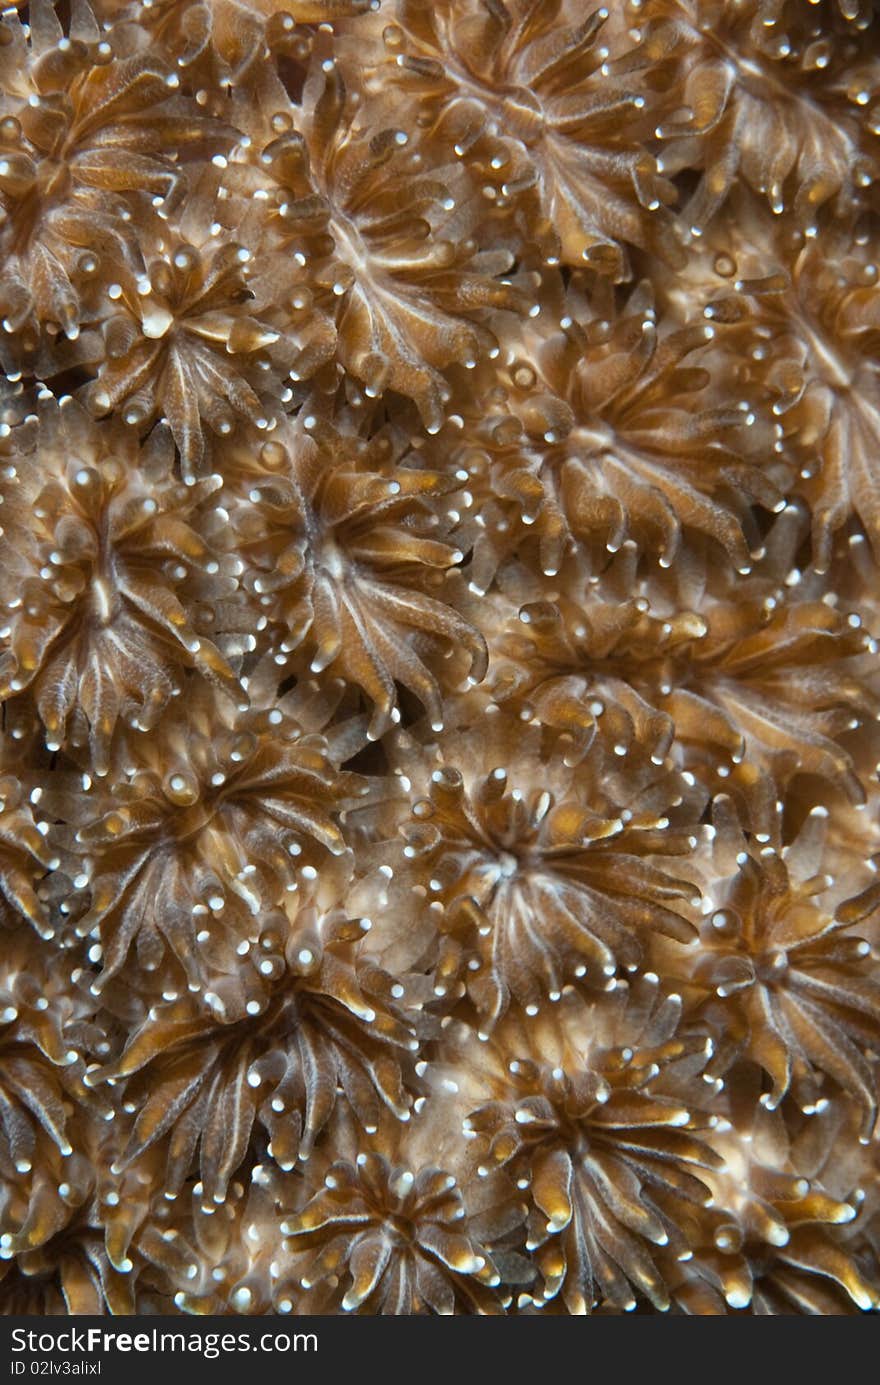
0,0 -> 234,369
227,412 -> 487,737
687,808 -> 880,1136
0,398 -> 238,774
392,705 -> 702,1026
0,0 -> 878,1320
280,1138 -> 508,1313
366,0 -> 681,276
61,682 -> 364,1004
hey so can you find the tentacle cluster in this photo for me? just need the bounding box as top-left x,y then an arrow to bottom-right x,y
0,0 -> 878,1318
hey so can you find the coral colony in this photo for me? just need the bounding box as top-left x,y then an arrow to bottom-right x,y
0,0 -> 879,1317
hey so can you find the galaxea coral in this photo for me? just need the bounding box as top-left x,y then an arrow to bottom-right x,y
0,0 -> 878,1322
0,0 -> 234,369
0,396 -> 238,774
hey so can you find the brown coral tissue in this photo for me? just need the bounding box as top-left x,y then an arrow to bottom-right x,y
1,0 -> 880,1323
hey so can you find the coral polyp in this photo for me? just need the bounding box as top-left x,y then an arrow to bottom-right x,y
63,682 -> 364,1001
272,54 -> 531,431
228,413 -> 487,737
645,0 -> 876,232
280,1140 -> 507,1314
392,705 -> 701,1026
0,0 -> 233,367
0,397 -> 238,774
687,807 -> 880,1136
82,212 -> 299,477
367,0 -> 681,277
459,982 -> 722,1313
0,0 -> 878,1321
460,274 -> 783,587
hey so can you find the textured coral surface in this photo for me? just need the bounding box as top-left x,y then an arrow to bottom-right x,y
1,0 -> 879,1317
